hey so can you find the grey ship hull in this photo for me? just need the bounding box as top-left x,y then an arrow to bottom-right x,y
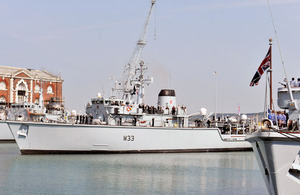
8,121 -> 251,154
247,131 -> 300,195
0,121 -> 14,141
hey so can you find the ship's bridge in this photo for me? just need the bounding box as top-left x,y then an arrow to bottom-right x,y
90,97 -> 125,107
277,87 -> 300,109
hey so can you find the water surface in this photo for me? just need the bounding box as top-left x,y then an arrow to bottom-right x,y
0,143 -> 267,194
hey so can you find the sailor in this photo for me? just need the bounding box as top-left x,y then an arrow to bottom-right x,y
281,111 -> 286,127
207,119 -> 211,128
290,77 -> 297,87
142,104 -> 145,113
82,115 -> 85,124
268,110 -> 272,120
89,114 -> 93,124
172,106 -> 176,115
279,77 -> 287,87
76,115 -> 79,124
154,107 -> 157,114
133,116 -> 137,126
270,110 -> 277,125
277,111 -> 283,127
157,105 -> 161,114
85,115 -> 88,124
151,106 -> 154,114
79,115 -> 83,124
297,78 -> 300,87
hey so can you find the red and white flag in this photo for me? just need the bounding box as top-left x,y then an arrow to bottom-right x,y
250,46 -> 271,87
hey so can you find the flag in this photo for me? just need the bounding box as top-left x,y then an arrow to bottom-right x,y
250,46 -> 271,86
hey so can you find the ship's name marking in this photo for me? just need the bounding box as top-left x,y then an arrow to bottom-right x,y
123,135 -> 134,141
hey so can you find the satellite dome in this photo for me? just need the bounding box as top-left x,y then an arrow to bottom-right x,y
241,114 -> 247,121
200,108 -> 207,116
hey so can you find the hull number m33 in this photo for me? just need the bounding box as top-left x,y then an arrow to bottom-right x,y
123,135 -> 134,141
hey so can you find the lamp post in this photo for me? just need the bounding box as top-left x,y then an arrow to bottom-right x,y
109,76 -> 115,97
213,71 -> 219,126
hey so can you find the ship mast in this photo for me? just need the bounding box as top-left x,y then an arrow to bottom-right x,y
121,0 -> 156,103
269,39 -> 273,110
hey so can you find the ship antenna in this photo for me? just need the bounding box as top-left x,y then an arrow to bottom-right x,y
267,0 -> 296,107
121,0 -> 156,102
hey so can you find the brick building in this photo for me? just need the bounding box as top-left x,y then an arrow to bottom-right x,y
0,65 -> 63,106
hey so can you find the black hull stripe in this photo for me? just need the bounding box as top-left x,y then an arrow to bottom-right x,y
20,148 -> 253,155
0,140 -> 15,143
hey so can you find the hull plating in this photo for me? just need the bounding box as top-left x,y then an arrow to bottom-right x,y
0,121 -> 14,141
8,121 -> 251,154
247,132 -> 300,195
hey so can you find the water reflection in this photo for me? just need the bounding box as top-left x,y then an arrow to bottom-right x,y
0,143 -> 267,194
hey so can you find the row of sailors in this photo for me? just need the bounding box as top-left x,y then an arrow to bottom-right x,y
138,104 -> 187,115
280,77 -> 300,88
290,78 -> 300,87
75,114 -> 93,124
268,110 -> 287,127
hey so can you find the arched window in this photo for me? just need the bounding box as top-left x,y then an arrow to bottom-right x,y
17,81 -> 27,103
35,98 -> 39,104
47,85 -> 53,94
0,96 -> 6,103
17,82 -> 26,91
35,84 -> 40,93
0,81 -> 6,90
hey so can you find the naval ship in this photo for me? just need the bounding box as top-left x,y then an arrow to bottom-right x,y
247,87 -> 300,195
7,0 -> 252,154
247,40 -> 300,195
0,85 -> 66,141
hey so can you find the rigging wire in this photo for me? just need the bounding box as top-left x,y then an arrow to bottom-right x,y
266,0 -> 289,80
154,2 -> 157,40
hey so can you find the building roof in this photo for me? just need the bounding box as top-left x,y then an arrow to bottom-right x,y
0,65 -> 63,82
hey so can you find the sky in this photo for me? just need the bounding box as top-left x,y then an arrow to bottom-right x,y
1,0 -> 300,114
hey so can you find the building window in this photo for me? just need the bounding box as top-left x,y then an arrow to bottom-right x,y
17,82 -> 27,103
35,98 -> 39,104
47,85 -> 53,94
0,96 -> 6,103
17,82 -> 26,91
0,82 -> 6,90
35,84 -> 40,93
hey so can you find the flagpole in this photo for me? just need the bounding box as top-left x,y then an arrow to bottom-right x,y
264,72 -> 268,118
269,38 -> 273,111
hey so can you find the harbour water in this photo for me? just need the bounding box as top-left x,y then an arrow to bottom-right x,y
0,143 -> 267,195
